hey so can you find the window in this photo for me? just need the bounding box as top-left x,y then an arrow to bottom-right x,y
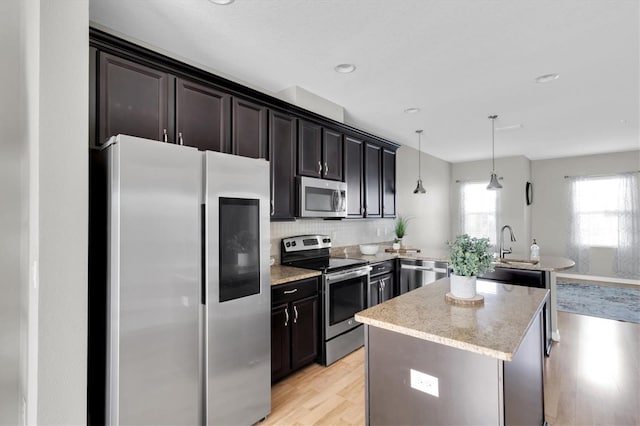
570,177 -> 621,247
459,182 -> 498,244
567,172 -> 639,279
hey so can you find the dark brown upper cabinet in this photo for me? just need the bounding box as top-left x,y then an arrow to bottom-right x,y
232,98 -> 268,159
297,120 -> 343,181
344,136 -> 364,218
364,142 -> 382,218
382,148 -> 396,217
321,128 -> 343,181
175,78 -> 231,152
269,111 -> 297,221
98,52 -> 169,146
297,120 -> 323,178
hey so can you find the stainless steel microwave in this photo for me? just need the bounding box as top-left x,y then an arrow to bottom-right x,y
297,176 -> 347,218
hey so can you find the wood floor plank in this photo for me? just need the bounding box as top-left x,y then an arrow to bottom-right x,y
264,311 -> 640,426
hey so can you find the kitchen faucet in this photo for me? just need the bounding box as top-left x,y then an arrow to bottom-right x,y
499,225 -> 516,259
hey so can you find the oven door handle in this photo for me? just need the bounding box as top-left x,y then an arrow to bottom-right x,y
325,266 -> 372,283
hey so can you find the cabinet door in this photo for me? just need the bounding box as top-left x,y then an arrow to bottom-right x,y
382,149 -> 396,217
290,296 -> 318,370
232,97 -> 268,159
322,129 -> 343,181
175,78 -> 230,152
271,303 -> 291,382
368,278 -> 381,307
364,143 -> 382,217
269,111 -> 297,220
344,136 -> 364,217
98,52 -> 169,145
380,274 -> 394,303
298,120 -> 322,177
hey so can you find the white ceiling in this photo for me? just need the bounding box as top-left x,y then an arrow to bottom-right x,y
89,0 -> 639,162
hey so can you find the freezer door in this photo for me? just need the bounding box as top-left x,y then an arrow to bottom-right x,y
204,151 -> 271,425
106,135 -> 202,425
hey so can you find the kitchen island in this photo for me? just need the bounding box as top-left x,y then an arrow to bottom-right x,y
355,278 -> 549,425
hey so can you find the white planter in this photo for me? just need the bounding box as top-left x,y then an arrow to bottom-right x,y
450,274 -> 477,299
392,242 -> 400,250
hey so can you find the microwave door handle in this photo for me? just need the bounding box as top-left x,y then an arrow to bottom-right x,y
332,190 -> 339,211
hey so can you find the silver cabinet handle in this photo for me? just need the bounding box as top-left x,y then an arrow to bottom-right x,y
283,288 -> 298,294
162,128 -> 168,142
318,161 -> 322,175
178,132 -> 184,146
293,306 -> 298,324
325,162 -> 328,175
271,200 -> 275,216
284,307 -> 289,327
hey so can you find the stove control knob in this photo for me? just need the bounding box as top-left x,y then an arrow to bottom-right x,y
323,238 -> 330,243
291,241 -> 297,247
285,242 -> 291,248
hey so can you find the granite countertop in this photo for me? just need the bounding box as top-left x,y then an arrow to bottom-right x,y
493,254 -> 575,272
270,264 -> 321,286
355,278 -> 549,361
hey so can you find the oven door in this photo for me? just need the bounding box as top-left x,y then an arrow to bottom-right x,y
324,266 -> 370,339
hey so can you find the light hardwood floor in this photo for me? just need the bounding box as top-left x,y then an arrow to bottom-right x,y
264,312 -> 639,426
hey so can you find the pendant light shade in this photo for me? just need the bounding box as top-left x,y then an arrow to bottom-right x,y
413,130 -> 426,194
486,115 -> 503,190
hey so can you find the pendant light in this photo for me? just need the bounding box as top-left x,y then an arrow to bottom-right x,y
413,130 -> 426,194
486,115 -> 503,190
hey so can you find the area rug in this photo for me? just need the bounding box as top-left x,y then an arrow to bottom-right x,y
556,282 -> 640,324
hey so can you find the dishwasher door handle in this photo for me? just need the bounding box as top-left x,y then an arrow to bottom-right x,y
401,265 -> 447,274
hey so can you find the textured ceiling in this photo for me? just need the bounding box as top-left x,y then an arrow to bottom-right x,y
89,0 -> 639,162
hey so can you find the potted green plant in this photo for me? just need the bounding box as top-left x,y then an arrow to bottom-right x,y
394,216 -> 408,249
447,234 -> 494,298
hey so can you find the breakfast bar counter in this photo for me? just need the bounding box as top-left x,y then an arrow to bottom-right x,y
355,278 -> 549,425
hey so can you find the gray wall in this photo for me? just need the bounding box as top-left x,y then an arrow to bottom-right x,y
396,145 -> 452,251
0,0 -> 25,423
0,1 -> 88,425
531,150 -> 640,278
451,156 -> 532,255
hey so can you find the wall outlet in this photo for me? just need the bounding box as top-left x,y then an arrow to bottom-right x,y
410,368 -> 439,397
376,228 -> 381,237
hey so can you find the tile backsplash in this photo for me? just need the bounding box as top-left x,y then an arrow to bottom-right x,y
270,218 -> 396,260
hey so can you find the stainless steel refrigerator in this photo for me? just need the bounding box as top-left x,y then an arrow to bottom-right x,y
96,134 -> 270,425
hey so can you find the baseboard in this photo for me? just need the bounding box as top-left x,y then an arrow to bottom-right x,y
557,273 -> 640,287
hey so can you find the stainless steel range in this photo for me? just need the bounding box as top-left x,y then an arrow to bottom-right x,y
281,235 -> 371,366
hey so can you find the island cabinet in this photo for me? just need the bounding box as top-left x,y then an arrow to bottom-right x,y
356,278 -> 549,426
271,277 -> 319,383
297,120 -> 343,181
269,111 -> 297,220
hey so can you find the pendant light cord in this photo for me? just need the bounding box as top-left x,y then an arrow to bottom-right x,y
416,129 -> 423,179
489,115 -> 497,172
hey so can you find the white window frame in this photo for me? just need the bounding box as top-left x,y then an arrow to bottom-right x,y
458,181 -> 499,245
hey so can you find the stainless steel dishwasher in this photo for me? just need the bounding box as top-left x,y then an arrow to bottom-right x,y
400,259 -> 449,294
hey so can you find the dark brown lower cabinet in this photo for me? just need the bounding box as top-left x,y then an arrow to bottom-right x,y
271,278 -> 319,382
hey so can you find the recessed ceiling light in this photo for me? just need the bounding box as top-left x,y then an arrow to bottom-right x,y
334,63 -> 356,74
404,107 -> 420,114
535,73 -> 560,83
209,0 -> 234,5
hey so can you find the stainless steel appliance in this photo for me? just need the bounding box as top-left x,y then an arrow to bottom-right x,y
93,134 -> 270,425
280,235 -> 370,365
400,259 -> 449,294
297,176 -> 347,218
